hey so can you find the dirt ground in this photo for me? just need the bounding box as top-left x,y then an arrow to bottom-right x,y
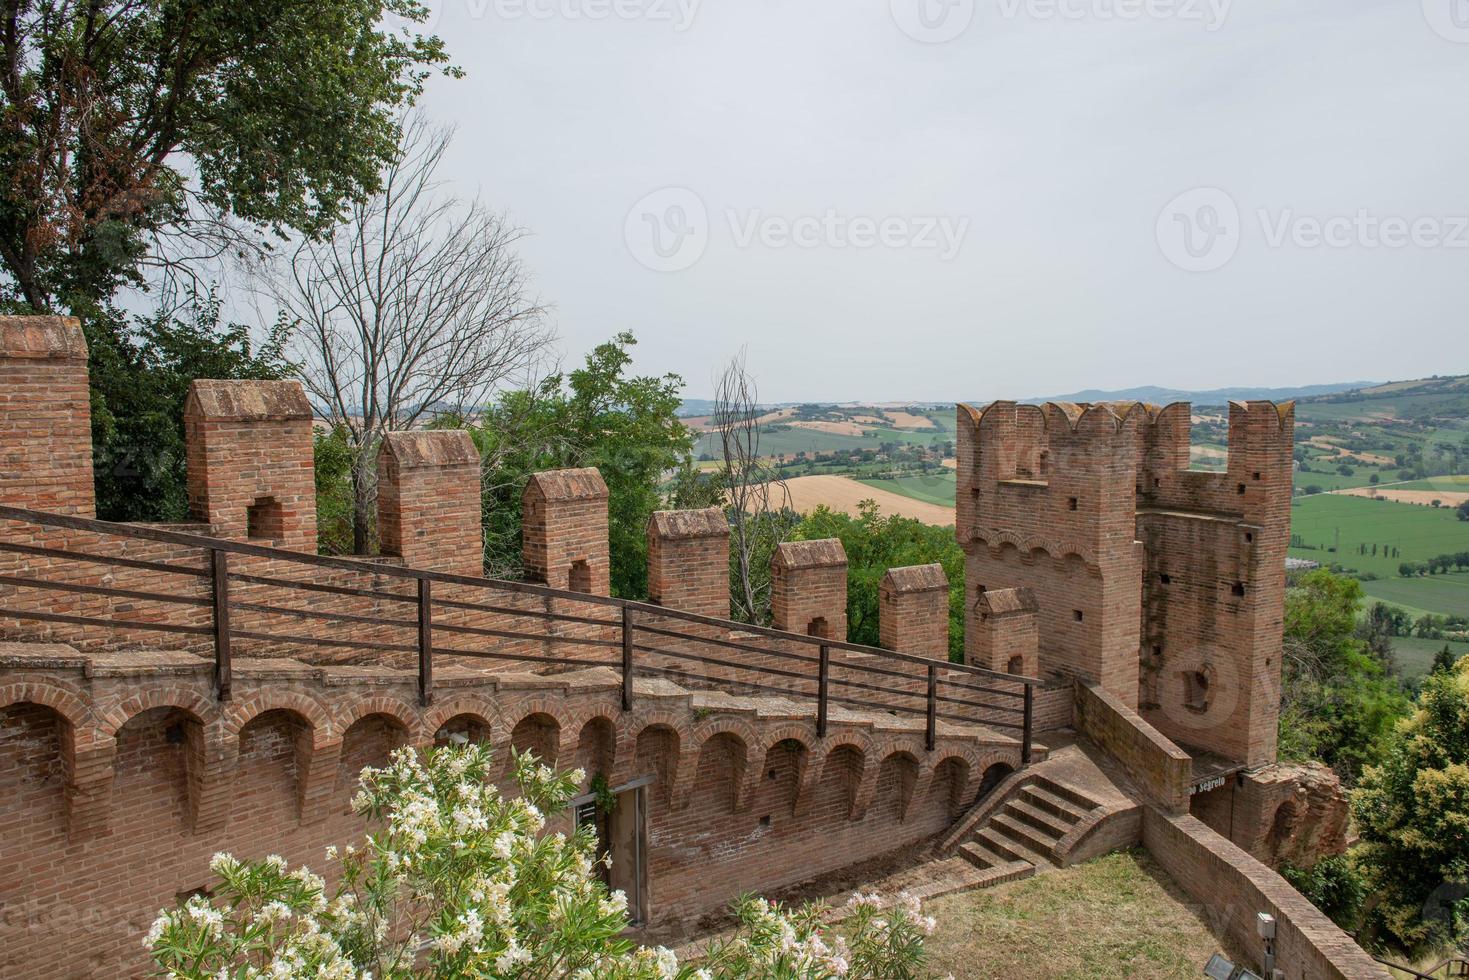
789,420 -> 871,437
884,410 -> 937,429
771,475 -> 955,525
1334,487 -> 1469,508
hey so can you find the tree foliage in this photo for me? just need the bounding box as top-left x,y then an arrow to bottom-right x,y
1353,658 -> 1469,957
87,292 -> 290,522
793,502 -> 964,659
0,0 -> 453,314
1278,570 -> 1411,782
452,333 -> 692,596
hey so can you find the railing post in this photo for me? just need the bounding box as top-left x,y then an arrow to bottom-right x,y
1022,682 -> 1034,765
621,605 -> 635,711
817,644 -> 830,738
418,578 -> 433,707
925,663 -> 937,752
210,548 -> 232,702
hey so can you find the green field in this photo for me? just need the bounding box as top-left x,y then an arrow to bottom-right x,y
1294,470 -> 1393,492
857,472 -> 957,507
1390,635 -> 1469,680
1362,575 -> 1469,619
1288,494 -> 1469,578
1391,475 -> 1469,492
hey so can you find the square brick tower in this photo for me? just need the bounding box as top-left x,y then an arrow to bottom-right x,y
522,468 -> 609,594
0,316 -> 94,516
955,401 -> 1145,705
878,563 -> 949,660
771,539 -> 847,639
1136,401 -> 1295,768
378,431 -> 483,576
968,587 -> 1039,676
647,508 -> 730,618
183,380 -> 316,550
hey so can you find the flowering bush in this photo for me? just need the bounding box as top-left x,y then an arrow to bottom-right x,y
147,743 -> 940,979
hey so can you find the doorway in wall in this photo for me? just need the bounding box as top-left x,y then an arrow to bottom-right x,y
573,780 -> 649,924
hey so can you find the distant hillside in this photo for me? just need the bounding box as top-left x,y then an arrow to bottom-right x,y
1023,382 -> 1377,407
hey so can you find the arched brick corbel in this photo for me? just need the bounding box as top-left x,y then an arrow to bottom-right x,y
188,720 -> 235,834
298,738 -> 345,825
64,734 -> 117,841
847,756 -> 883,822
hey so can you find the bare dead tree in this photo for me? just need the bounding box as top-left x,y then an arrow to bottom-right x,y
267,112 -> 553,554
714,351 -> 796,624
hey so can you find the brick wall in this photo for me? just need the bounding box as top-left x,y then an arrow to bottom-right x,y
1074,679 -> 1191,814
770,539 -> 847,639
522,468 -> 609,595
646,508 -> 729,619
966,586 -> 1039,675
0,316 -> 94,516
0,645 -> 1020,977
1191,763 -> 1349,870
183,380 -> 316,552
378,431 -> 483,576
1142,807 -> 1388,980
878,564 -> 948,660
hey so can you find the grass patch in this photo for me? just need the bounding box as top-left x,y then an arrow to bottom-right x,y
1362,574 -> 1469,619
922,850 -> 1246,980
1391,635 -> 1469,680
1289,495 -> 1469,577
856,472 -> 957,507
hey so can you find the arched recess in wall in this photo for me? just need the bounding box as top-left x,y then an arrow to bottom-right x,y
756,738 -> 809,819
507,713 -> 561,777
976,761 -> 1014,801
1267,797 -> 1303,856
815,743 -> 866,822
872,751 -> 919,822
634,724 -> 680,807
930,756 -> 972,818
691,732 -> 748,813
573,717 -> 617,787
434,713 -> 492,747
337,712 -> 410,811
236,709 -> 313,823
0,701 -> 69,835
113,706 -> 205,834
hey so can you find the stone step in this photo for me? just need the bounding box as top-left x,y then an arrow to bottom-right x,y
1002,798 -> 1073,841
1018,783 -> 1090,825
975,826 -> 1049,867
989,812 -> 1060,860
1033,776 -> 1101,813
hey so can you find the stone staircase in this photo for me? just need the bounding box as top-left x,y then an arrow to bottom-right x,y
956,775 -> 1104,883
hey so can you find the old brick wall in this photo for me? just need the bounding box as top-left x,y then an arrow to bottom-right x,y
0,316 -> 94,516
878,564 -> 948,660
1137,401 -> 1294,768
955,402 -> 1144,705
1142,807 -> 1387,980
183,380 -> 317,552
522,469 -> 609,595
967,586 -> 1039,675
646,508 -> 729,620
770,539 -> 847,639
1074,680 -> 1191,813
377,431 -> 484,577
1190,763 -> 1349,870
0,645 -> 1021,978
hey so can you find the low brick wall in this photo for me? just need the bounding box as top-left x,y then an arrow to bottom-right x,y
1141,808 -> 1388,980
1075,679 -> 1190,813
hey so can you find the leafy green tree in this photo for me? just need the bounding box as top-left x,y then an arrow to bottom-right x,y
1282,855 -> 1367,932
1354,659 -> 1469,957
314,427 -> 357,556
1432,645 -> 1459,676
1278,571 -> 1411,782
1458,500 -> 1469,522
87,292 -> 290,522
451,334 -> 692,596
793,502 -> 964,660
0,0 -> 452,315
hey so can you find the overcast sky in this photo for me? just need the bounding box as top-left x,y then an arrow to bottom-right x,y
410,0 -> 1467,403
